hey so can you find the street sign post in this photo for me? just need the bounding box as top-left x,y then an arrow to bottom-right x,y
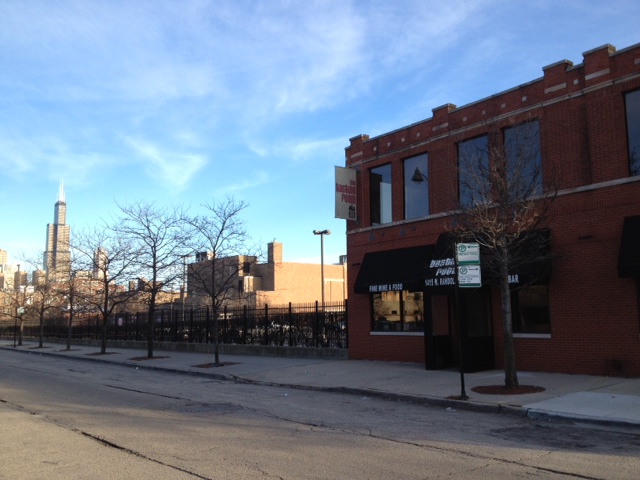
454,242 -> 482,400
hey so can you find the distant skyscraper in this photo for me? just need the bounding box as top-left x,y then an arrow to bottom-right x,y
93,247 -> 107,279
43,181 -> 71,280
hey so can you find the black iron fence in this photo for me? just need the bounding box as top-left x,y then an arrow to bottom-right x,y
3,301 -> 348,349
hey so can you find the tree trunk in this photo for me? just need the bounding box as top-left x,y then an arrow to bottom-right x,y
39,314 -> 44,348
66,314 -> 73,351
213,305 -> 220,366
500,262 -> 519,388
147,310 -> 154,358
101,315 -> 108,354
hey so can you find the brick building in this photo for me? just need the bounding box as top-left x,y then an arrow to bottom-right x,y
344,42 -> 640,377
188,242 -> 347,308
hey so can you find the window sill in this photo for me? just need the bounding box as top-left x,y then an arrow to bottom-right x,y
370,331 -> 424,336
513,333 -> 551,339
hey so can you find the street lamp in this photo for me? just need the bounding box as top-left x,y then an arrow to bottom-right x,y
411,167 -> 428,183
180,254 -> 193,325
313,230 -> 331,312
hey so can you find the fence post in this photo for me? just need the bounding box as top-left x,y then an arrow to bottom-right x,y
223,305 -> 228,344
205,306 -> 210,344
288,302 -> 293,346
240,305 -> 246,344
263,304 -> 268,345
344,299 -> 348,349
189,308 -> 194,343
314,301 -> 320,347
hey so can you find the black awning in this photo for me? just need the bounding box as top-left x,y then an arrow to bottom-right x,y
618,216 -> 640,278
354,245 -> 433,294
424,233 -> 457,292
424,230 -> 552,291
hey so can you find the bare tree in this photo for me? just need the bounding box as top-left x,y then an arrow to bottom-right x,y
114,202 -> 190,358
453,119 -> 556,388
73,225 -> 139,354
186,198 -> 255,366
2,284 -> 30,346
15,257 -> 61,348
56,260 -> 86,351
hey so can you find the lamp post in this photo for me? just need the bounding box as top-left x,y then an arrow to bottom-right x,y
180,254 -> 192,325
313,230 -> 331,312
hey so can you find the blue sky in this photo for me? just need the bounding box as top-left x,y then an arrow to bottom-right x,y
1,0 -> 639,267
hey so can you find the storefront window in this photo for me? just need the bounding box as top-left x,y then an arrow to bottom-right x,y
404,154 -> 429,219
625,89 -> 640,176
370,164 -> 392,225
512,285 -> 550,334
372,290 -> 424,332
458,135 -> 489,208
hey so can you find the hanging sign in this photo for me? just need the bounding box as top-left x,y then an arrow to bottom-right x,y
335,166 -> 357,220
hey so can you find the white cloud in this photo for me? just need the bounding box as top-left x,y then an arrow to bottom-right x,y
212,171 -> 270,196
282,137 -> 347,164
0,132 -> 112,186
124,136 -> 207,190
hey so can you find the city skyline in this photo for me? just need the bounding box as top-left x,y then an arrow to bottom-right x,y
1,1 -> 640,265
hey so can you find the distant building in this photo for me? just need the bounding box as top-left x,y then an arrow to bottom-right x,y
187,242 -> 347,308
93,248 -> 107,280
43,181 -> 71,281
13,268 -> 27,293
32,270 -> 47,289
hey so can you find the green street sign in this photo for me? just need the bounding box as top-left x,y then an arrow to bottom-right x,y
458,265 -> 482,288
456,242 -> 480,265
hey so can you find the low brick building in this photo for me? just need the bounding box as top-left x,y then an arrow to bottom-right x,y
188,242 -> 347,308
344,42 -> 640,377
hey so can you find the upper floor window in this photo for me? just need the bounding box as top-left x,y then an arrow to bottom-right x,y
370,164 -> 392,225
458,135 -> 489,208
625,89 -> 640,176
404,154 -> 429,219
504,120 -> 542,198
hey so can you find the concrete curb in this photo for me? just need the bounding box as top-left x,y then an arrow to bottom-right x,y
0,345 -> 527,420
5,344 -> 640,432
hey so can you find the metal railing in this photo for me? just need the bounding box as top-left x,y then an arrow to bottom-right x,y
3,301 -> 348,349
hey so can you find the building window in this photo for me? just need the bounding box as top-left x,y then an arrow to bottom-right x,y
636,279 -> 640,332
458,135 -> 489,208
512,285 -> 550,334
370,164 -> 392,224
372,290 -> 423,332
404,153 -> 429,219
625,89 -> 640,176
504,120 -> 542,197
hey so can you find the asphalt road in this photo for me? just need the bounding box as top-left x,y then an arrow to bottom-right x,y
1,349 -> 640,479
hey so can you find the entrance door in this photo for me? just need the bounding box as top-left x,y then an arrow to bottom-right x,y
424,289 -> 495,372
424,294 -> 453,369
458,288 -> 495,372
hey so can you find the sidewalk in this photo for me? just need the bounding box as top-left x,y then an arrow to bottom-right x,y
3,341 -> 640,431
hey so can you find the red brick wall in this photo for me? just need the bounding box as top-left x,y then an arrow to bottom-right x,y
345,42 -> 640,376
